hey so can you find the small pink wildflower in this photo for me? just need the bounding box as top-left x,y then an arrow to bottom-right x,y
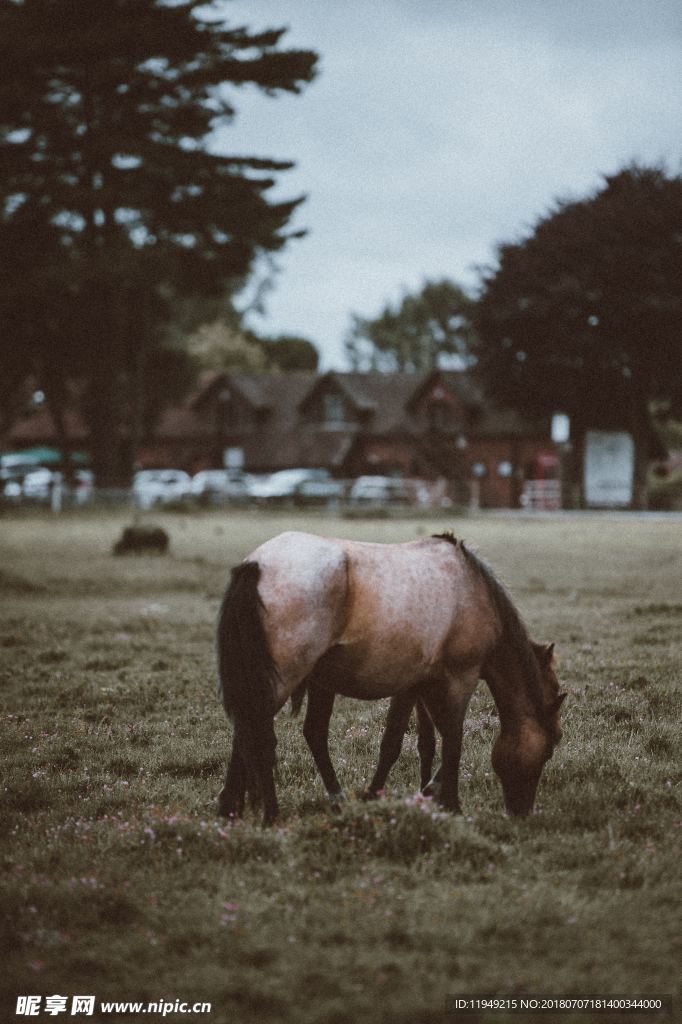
220,904 -> 239,926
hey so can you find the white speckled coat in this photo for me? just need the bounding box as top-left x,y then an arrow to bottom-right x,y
250,530 -> 500,707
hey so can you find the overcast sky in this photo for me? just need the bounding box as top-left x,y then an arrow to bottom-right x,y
211,0 -> 681,369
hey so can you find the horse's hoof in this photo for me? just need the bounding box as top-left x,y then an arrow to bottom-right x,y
217,793 -> 241,819
329,791 -> 346,812
422,777 -> 441,799
218,805 -> 241,821
358,787 -> 381,802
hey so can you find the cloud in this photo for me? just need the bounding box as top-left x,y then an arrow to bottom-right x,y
213,0 -> 682,367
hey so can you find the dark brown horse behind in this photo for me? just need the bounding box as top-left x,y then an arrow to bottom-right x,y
217,531 -> 565,824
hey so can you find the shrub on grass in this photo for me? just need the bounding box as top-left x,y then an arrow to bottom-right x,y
298,799 -> 502,877
113,526 -> 169,556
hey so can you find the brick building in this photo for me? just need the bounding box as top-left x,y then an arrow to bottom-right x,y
6,369 -> 668,509
136,369 -> 556,508
3,369 -> 559,508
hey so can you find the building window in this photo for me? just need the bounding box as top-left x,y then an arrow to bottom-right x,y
323,393 -> 346,424
217,388 -> 237,430
427,401 -> 451,430
497,460 -> 513,478
471,461 -> 487,478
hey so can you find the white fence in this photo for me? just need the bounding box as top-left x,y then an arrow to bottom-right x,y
520,479 -> 562,512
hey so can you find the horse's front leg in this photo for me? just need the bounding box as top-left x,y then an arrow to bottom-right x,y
420,671 -> 478,813
302,684 -> 344,807
362,688 -> 418,799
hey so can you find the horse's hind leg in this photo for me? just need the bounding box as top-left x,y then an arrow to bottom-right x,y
362,689 -> 417,799
416,699 -> 437,794
260,747 -> 279,827
302,684 -> 344,807
419,671 -> 478,813
218,739 -> 247,819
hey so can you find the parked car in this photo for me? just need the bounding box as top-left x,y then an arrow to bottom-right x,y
247,468 -> 339,504
191,470 -> 249,505
133,469 -> 192,509
18,468 -> 94,505
1,465 -> 33,504
21,468 -> 62,502
348,475 -> 414,505
293,472 -> 346,505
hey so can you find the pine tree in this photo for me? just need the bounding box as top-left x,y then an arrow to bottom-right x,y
0,0 -> 317,480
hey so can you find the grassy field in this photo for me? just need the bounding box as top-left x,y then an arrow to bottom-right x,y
1,509 -> 680,1024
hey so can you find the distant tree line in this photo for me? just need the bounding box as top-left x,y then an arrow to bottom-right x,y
345,279 -> 475,372
348,165 -> 682,507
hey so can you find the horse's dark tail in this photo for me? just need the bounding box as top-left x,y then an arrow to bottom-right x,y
217,561 -> 278,812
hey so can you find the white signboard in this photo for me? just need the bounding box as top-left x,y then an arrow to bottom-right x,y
551,413 -> 570,444
223,447 -> 244,471
583,430 -> 634,507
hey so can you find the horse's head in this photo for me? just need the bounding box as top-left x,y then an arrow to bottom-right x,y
492,642 -> 566,816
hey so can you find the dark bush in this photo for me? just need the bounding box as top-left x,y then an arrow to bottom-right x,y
113,525 -> 169,556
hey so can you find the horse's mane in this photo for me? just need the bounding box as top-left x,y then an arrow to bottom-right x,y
432,533 -> 545,715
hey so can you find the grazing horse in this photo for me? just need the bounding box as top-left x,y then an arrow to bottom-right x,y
217,531 -> 565,825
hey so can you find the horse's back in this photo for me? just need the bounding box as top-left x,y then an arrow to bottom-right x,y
247,531 -> 498,701
249,532 -> 348,700
252,531 -> 344,591
339,537 -> 494,690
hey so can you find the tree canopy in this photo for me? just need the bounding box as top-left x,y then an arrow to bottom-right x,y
475,165 -> 682,506
345,279 -> 476,372
0,0 -> 317,480
183,321 -> 318,375
257,333 -> 319,372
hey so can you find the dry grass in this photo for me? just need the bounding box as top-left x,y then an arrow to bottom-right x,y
1,509 -> 680,1024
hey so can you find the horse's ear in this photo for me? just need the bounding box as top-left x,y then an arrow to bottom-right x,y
544,642 -> 555,663
553,692 -> 567,711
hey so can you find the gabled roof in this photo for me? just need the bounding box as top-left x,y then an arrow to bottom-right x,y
407,369 -> 483,412
154,406 -> 212,439
8,408 -> 88,443
190,371 -> 264,411
303,371 -> 446,434
190,368 -> 484,425
190,370 -> 316,415
2,369 -> 561,470
236,372 -> 317,418
298,371 -> 378,414
331,372 -> 424,430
